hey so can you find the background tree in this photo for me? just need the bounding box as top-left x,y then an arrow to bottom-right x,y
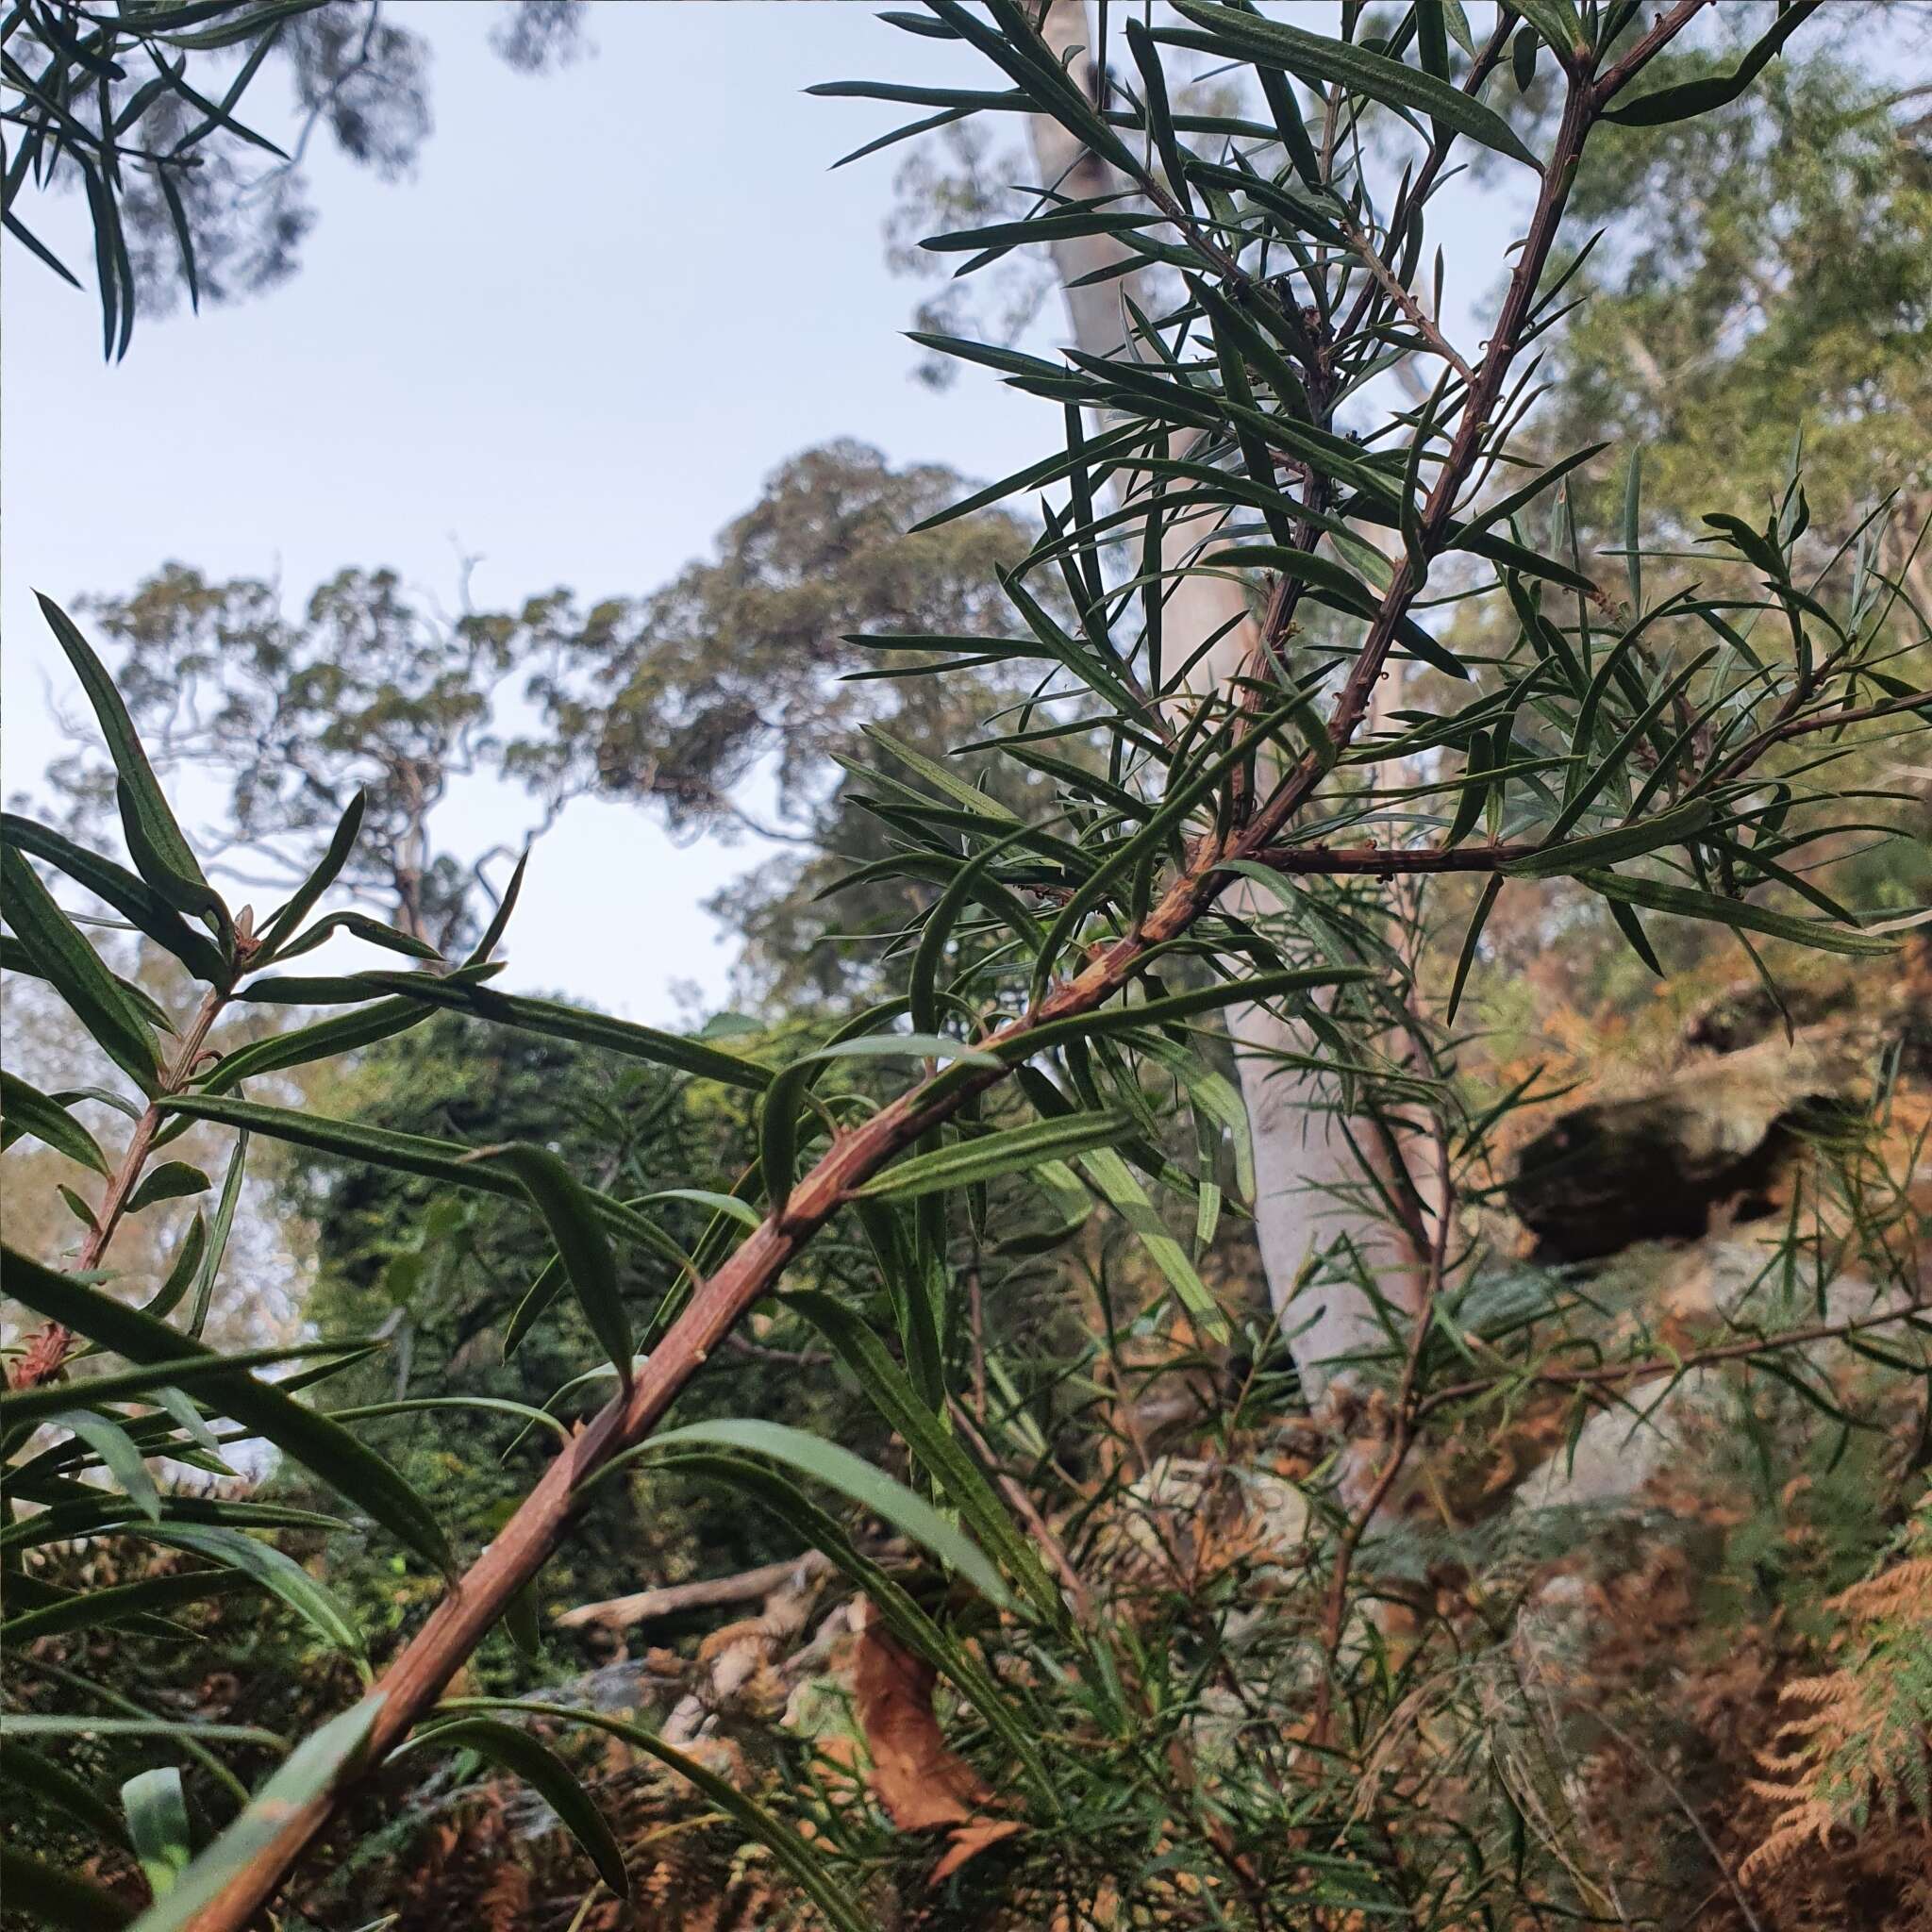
513,440 -> 1040,836
517,441 -> 1082,1009
4,0 -> 586,357
54,443 -> 1066,998
1522,3 -> 1930,590
57,563 -> 537,950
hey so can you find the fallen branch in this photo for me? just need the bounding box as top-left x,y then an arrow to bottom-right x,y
557,1552 -> 833,1633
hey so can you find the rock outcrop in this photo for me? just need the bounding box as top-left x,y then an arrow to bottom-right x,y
1506,1020 -> 1882,1260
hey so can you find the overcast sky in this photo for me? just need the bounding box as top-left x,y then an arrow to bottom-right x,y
3,2 -> 1507,1023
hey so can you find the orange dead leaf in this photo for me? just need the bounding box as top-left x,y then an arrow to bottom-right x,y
928,1817 -> 1026,1885
851,1601 -> 993,1830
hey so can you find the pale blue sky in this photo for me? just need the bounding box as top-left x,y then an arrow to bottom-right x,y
4,2 -> 1507,1022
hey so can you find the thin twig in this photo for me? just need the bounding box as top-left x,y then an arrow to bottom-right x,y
1591,0 -> 1714,108
1412,1298 -> 1932,1424
947,1394 -> 1094,1621
11,982 -> 229,1391
1339,208 -> 1474,383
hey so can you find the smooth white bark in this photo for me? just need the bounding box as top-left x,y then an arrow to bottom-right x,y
1027,2 -> 1388,1391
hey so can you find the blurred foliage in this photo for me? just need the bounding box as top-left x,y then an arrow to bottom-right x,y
4,0 -> 587,356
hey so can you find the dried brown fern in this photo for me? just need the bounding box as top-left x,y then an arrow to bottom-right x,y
1741,1524 -> 1932,1889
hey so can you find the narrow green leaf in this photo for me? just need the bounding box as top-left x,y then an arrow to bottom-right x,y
484,1144 -> 630,1384
58,1184 -> 101,1235
195,997 -> 440,1093
1081,1145 -> 1228,1340
909,826 -> 1034,1033
1124,16 -> 1192,208
1,814 -> 226,981
325,1395 -> 573,1445
124,1696 -> 385,1932
1011,965 -> 1373,1065
593,1415 -> 1008,1609
1415,0 -> 1449,77
1464,443 -> 1610,538
1,1071 -> 109,1173
503,1257 -> 566,1362
1580,871 -> 1897,957
1512,22 -> 1538,91
1606,0 -> 1824,125
1165,1 -> 1540,168
1502,798 -> 1715,879
930,0 -> 1142,175
922,209 -> 1158,254
5,210 -> 84,289
156,164 -> 200,311
121,1769 -> 192,1901
1605,896 -> 1664,977
467,846 -> 528,966
44,1410 -> 162,1523
0,1343 -> 355,1442
155,1386 -> 228,1464
361,975 -> 770,1091
635,1188 -> 763,1230
2,846 -> 160,1092
0,1716 -> 286,1748
258,791 -> 366,958
1130,1029 -> 1256,1203
1622,448 -> 1643,614
1510,0 -> 1589,59
0,1492 -> 349,1554
142,1214 -> 208,1321
862,725 -> 1019,821
126,1524 -> 367,1669
160,1096 -> 691,1289
858,1109 -> 1136,1200
117,782 -> 228,939
262,909 -> 441,966
189,1131 -> 246,1339
37,595 -> 212,908
124,1160 -> 210,1214
501,1578 -> 542,1660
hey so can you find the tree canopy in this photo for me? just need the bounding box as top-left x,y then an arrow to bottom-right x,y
3,0 -> 585,356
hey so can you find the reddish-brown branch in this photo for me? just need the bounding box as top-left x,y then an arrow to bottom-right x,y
1708,691 -> 1931,791
1591,0 -> 1712,108
9,984 -> 226,1392
1245,78 -> 1597,848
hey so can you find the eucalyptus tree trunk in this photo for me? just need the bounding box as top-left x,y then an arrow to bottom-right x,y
1028,0 -> 1397,1390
